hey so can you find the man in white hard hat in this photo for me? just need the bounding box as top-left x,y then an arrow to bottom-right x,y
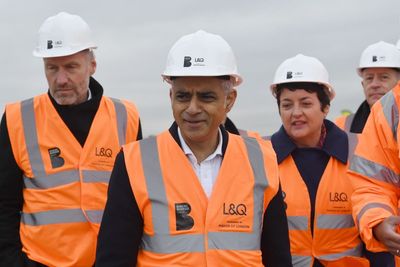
96,30 -> 292,266
335,41 -> 400,133
349,45 -> 400,265
0,12 -> 142,266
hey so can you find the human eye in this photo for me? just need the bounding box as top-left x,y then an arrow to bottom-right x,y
365,76 -> 373,82
45,64 -> 57,72
175,92 -> 190,101
66,63 -> 79,71
199,92 -> 216,102
280,102 -> 292,109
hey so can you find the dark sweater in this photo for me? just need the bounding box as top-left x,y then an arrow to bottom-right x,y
96,123 -> 293,267
349,100 -> 370,133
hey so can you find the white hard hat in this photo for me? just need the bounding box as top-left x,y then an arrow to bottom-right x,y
357,41 -> 400,76
162,30 -> 242,86
33,12 -> 97,58
397,39 -> 400,50
270,54 -> 335,100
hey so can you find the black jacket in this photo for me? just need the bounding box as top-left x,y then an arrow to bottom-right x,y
348,100 -> 371,133
96,123 -> 293,267
0,77 -> 142,266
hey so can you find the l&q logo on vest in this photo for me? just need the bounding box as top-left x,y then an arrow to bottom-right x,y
219,202 -> 250,230
93,146 -> 115,168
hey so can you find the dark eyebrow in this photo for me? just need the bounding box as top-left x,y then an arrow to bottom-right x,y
197,91 -> 217,96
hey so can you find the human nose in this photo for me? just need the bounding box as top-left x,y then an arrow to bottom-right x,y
370,76 -> 381,88
55,70 -> 68,85
186,98 -> 201,114
292,104 -> 302,117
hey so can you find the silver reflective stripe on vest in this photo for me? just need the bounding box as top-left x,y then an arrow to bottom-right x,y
21,209 -> 87,226
21,98 -> 46,178
292,255 -> 312,267
82,170 -> 112,183
347,132 -> 358,162
238,129 -> 248,137
317,214 -> 355,229
344,113 -> 355,132
357,202 -> 394,229
110,98 -> 127,146
350,155 -> 400,186
208,232 -> 260,250
287,215 -> 308,230
139,137 -> 204,252
318,242 -> 363,260
142,233 -> 205,253
381,91 -> 398,142
23,170 -> 80,189
86,210 -> 104,224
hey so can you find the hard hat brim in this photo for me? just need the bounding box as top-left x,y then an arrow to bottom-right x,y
162,73 -> 243,87
270,81 -> 335,101
33,45 -> 97,58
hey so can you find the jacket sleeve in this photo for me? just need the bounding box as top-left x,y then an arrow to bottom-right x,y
0,113 -> 28,266
261,184 -> 293,267
348,92 -> 400,252
96,151 -> 143,266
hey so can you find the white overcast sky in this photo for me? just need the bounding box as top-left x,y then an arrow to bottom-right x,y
1,0 -> 400,136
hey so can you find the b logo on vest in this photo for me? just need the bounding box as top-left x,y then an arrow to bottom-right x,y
48,147 -> 65,168
175,203 -> 194,230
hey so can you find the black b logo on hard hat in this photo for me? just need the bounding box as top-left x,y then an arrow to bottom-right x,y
286,71 -> 293,79
175,203 -> 194,230
372,56 -> 377,62
183,56 -> 192,67
47,40 -> 53,50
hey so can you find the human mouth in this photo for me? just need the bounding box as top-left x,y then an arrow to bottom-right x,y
291,120 -> 306,128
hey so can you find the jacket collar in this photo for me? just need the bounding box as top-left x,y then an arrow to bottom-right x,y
168,122 -> 229,156
271,119 -> 348,164
223,117 -> 240,135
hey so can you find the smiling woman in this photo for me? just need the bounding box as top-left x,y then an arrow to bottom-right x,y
269,54 -> 369,267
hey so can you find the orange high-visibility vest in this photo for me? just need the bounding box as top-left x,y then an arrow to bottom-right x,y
123,131 -> 280,267
349,82 -> 400,266
6,93 -> 140,267
335,114 -> 355,132
279,155 -> 368,267
237,128 -> 262,139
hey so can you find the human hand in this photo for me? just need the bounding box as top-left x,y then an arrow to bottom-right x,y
373,216 -> 400,256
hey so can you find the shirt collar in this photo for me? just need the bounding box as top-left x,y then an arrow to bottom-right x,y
87,88 -> 92,101
178,127 -> 223,162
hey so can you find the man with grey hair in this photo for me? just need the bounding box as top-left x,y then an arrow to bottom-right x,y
0,12 -> 142,266
335,41 -> 400,133
96,30 -> 291,266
